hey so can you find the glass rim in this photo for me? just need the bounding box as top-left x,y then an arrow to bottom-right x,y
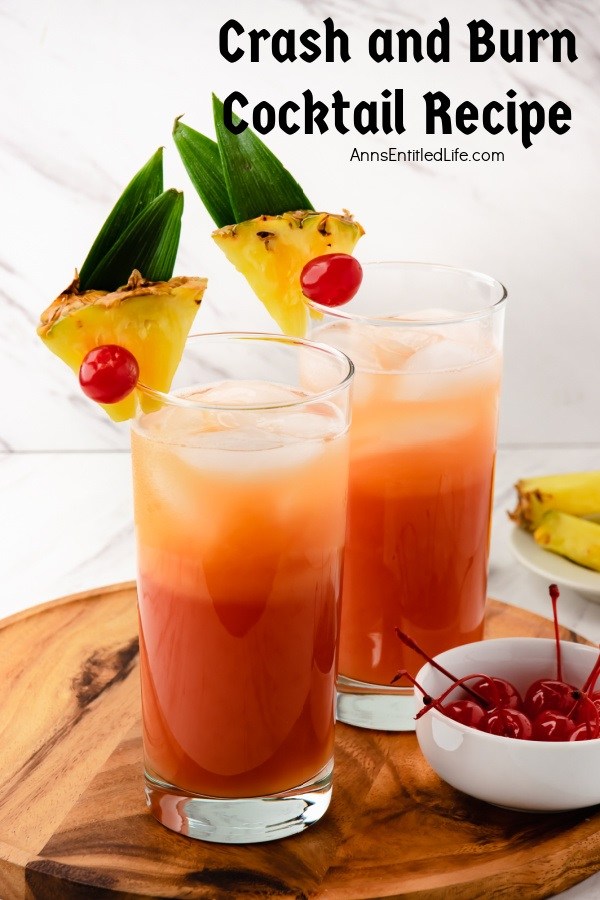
306,260 -> 508,327
136,331 -> 355,411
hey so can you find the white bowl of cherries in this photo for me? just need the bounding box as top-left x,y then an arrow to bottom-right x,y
405,586 -> 600,811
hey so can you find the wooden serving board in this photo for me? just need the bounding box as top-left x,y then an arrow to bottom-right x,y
0,584 -> 599,900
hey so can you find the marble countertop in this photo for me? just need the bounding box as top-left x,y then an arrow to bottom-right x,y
2,443 -> 600,897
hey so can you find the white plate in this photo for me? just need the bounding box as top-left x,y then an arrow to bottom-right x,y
510,525 -> 600,602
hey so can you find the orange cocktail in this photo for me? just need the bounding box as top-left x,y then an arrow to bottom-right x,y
131,334 -> 352,843
311,262 -> 506,730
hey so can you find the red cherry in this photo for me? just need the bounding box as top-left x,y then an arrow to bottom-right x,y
442,699 -> 486,728
300,253 -> 363,307
523,679 -> 576,719
79,344 -> 139,403
570,721 -> 600,741
531,710 -> 577,742
479,708 -> 533,740
572,693 -> 600,731
470,676 -> 522,710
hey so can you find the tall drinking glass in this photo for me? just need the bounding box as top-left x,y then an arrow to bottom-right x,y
131,334 -> 353,842
309,262 -> 506,730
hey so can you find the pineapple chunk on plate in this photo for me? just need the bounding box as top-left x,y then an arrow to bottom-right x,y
510,525 -> 600,602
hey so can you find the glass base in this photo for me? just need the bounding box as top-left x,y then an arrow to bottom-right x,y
144,762 -> 333,843
336,674 -> 417,731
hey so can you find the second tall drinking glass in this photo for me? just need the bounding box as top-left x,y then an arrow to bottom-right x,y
309,262 -> 507,730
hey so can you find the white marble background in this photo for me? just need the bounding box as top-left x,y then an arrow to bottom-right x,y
1,1 -> 599,895
1,0 -> 598,450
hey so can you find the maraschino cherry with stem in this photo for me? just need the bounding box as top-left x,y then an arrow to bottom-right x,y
535,690 -> 600,742
525,588 -> 600,741
413,673 -> 501,723
393,668 -> 487,727
394,628 -> 492,709
570,658 -> 600,735
523,583 -> 577,719
393,630 -> 527,733
409,667 -> 532,738
394,628 -> 522,716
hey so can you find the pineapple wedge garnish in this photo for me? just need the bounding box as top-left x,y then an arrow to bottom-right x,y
38,270 -> 206,422
173,98 -> 364,336
213,211 -> 363,335
37,149 -> 207,420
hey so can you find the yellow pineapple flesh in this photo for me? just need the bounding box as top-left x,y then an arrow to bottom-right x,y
509,471 -> 600,531
212,211 -> 364,336
534,511 -> 600,572
38,270 -> 206,421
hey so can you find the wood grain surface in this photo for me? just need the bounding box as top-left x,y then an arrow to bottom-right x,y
0,583 -> 598,900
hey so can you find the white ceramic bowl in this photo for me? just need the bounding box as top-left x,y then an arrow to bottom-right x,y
415,638 -> 600,812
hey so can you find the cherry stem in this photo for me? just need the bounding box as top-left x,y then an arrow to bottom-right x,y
549,583 -> 563,683
414,673 -> 493,720
582,647 -> 600,694
395,628 -> 490,707
390,668 -> 432,704
567,690 -> 582,719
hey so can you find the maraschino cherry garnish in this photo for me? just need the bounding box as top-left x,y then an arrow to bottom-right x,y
300,253 -> 363,307
79,344 -> 139,403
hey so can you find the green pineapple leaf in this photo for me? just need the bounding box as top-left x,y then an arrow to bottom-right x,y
79,148 -> 164,291
81,189 -> 184,291
173,118 -> 235,228
213,94 -> 313,222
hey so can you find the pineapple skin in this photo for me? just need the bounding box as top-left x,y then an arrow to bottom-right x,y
509,471 -> 600,531
212,211 -> 364,336
38,271 -> 206,421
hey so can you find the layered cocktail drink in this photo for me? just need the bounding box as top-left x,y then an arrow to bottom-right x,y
310,263 -> 506,729
131,334 -> 353,841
